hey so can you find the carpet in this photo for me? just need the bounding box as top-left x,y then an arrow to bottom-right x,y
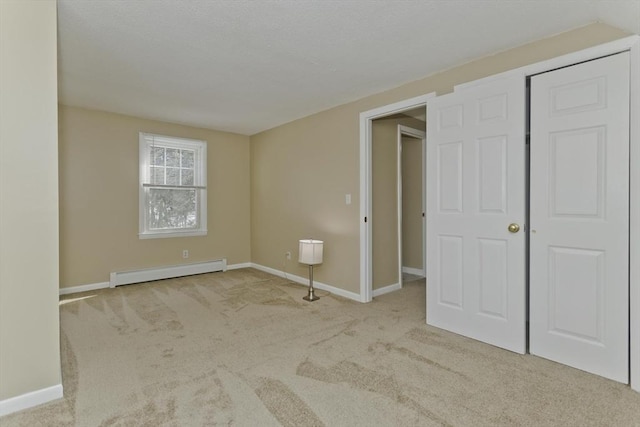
3,268 -> 639,426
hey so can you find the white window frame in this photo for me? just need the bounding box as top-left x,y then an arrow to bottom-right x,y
139,132 -> 207,239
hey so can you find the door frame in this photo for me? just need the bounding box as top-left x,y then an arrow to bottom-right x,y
358,35 -> 639,391
359,93 -> 435,303
396,125 -> 427,289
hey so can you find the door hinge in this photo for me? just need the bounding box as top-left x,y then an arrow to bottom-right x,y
364,216 -> 368,223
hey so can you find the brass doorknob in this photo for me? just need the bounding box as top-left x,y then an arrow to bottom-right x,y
508,223 -> 520,233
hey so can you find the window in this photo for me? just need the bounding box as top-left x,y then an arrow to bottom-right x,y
139,133 -> 207,239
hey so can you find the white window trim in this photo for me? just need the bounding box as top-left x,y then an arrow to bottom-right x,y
139,132 -> 207,239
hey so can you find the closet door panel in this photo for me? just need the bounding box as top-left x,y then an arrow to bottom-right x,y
530,52 -> 630,383
426,74 -> 526,353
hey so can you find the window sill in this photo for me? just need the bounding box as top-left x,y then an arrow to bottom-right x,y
139,230 -> 207,240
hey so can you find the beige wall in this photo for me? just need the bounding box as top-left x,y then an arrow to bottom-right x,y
250,23 -> 629,295
0,1 -> 61,400
250,106 -> 359,290
371,116 -> 425,290
59,106 -> 251,287
402,134 -> 424,271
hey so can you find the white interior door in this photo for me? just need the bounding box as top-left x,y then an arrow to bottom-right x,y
529,52 -> 630,383
426,75 -> 526,353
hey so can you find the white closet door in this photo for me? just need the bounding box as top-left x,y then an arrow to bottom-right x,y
426,75 -> 526,353
530,52 -> 630,383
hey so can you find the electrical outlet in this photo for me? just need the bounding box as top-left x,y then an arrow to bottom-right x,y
285,251 -> 291,260
182,250 -> 189,259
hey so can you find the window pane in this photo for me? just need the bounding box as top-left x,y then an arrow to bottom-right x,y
166,148 -> 180,167
166,167 -> 180,185
151,166 -> 164,184
181,168 -> 194,186
151,147 -> 165,166
181,150 -> 194,168
140,133 -> 206,238
147,188 -> 197,230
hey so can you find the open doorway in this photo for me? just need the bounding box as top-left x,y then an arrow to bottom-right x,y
359,93 -> 434,302
398,126 -> 426,288
369,109 -> 425,298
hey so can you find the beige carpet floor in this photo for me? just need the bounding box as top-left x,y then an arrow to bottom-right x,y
3,268 -> 639,426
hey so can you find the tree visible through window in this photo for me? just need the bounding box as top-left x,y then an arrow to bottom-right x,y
139,133 -> 207,238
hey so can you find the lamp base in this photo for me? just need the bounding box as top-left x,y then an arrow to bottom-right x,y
303,264 -> 320,302
303,288 -> 320,302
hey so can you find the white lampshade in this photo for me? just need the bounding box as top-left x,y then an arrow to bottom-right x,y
299,239 -> 323,265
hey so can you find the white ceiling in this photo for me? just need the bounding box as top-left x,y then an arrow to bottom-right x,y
57,0 -> 640,135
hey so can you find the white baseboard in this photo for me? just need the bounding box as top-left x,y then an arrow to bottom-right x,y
250,263 -> 361,302
0,384 -> 63,417
57,261 -> 358,303
59,281 -> 109,296
227,262 -> 252,270
109,259 -> 227,288
58,261 -> 251,296
402,266 -> 425,277
373,282 -> 401,297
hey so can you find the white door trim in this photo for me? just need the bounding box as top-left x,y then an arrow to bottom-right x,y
359,34 -> 639,391
456,35 -> 639,91
627,36 -> 640,393
359,93 -> 435,303
397,125 -> 427,290
629,36 -> 640,392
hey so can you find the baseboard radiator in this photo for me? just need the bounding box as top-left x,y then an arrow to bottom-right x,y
109,259 -> 227,288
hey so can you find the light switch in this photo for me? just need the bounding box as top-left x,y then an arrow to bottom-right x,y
345,194 -> 351,205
